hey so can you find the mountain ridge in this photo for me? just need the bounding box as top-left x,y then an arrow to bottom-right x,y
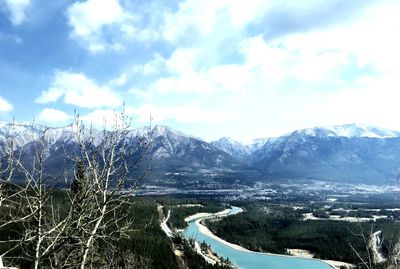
0,121 -> 261,188
1,121 -> 400,186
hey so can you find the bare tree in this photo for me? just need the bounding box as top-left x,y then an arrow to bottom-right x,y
0,121 -> 30,265
0,122 -> 79,268
0,111 -> 151,268
58,110 -> 151,268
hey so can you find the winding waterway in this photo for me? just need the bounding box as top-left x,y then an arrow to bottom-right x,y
183,206 -> 333,269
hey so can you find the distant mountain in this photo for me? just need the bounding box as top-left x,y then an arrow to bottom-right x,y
211,137 -> 251,161
213,124 -> 400,184
0,122 -> 260,189
2,122 -> 400,186
294,123 -> 400,139
141,125 -> 262,187
210,137 -> 272,162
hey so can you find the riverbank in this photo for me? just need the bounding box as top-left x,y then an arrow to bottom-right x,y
184,208 -> 231,222
196,219 -> 249,252
286,249 -> 353,268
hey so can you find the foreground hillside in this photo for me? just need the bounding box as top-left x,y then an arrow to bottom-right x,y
0,195 -> 178,268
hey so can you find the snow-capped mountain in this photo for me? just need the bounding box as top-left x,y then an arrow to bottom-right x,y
250,128 -> 400,184
0,122 -> 105,148
213,124 -> 400,184
248,138 -> 271,152
2,121 -> 400,186
145,126 -> 261,187
211,137 -> 251,161
295,123 -> 400,139
211,137 -> 274,162
0,122 -> 260,188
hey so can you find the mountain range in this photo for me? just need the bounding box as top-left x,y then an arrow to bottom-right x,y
1,122 -> 400,187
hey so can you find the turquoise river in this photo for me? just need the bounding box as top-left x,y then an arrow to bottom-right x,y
183,207 -> 333,269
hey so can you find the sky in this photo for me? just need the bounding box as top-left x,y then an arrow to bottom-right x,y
0,0 -> 400,142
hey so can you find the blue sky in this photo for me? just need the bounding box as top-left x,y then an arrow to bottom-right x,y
0,0 -> 400,142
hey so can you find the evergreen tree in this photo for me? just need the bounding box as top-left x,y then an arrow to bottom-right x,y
71,158 -> 86,203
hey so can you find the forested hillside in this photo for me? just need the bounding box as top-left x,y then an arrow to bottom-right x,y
0,195 -> 178,268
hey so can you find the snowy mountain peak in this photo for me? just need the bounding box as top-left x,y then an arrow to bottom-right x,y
0,121 -> 105,148
216,137 -> 242,145
152,125 -> 181,137
248,137 -> 271,151
152,125 -> 170,134
327,123 -> 400,138
297,124 -> 400,138
211,137 -> 251,160
151,125 -> 203,141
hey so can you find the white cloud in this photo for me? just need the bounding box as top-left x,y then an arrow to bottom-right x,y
145,25 -> 353,96
150,71 -> 214,94
133,48 -> 201,79
67,0 -> 124,37
67,0 -> 127,53
240,34 -> 352,83
78,105 -> 224,128
207,64 -> 253,92
142,54 -> 165,76
37,108 -> 71,123
128,88 -> 153,99
1,0 -> 31,25
80,109 -> 124,128
66,0 -> 158,53
147,35 -> 336,95
149,0 -> 400,96
162,0 -> 270,42
127,104 -> 223,124
165,47 -> 203,74
152,0 -> 400,94
35,87 -> 64,103
0,96 -> 13,112
309,75 -> 400,130
277,1 -> 400,76
35,71 -> 121,108
145,46 -> 254,94
108,72 -> 128,87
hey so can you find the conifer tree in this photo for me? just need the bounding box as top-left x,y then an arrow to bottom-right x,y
71,158 -> 86,204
